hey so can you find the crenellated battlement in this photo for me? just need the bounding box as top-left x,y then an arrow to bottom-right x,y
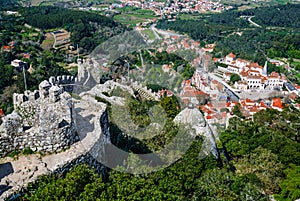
49,75 -> 77,92
13,79 -> 67,110
13,90 -> 40,109
129,80 -> 159,101
13,74 -> 77,110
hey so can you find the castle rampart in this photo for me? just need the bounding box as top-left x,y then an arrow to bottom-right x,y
0,99 -> 110,200
0,79 -> 78,158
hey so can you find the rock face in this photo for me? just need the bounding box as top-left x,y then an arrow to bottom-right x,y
173,107 -> 219,159
0,80 -> 78,158
173,107 -> 206,131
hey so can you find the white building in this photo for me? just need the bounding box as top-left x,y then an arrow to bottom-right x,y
227,65 -> 240,73
246,75 -> 264,90
225,53 -> 236,64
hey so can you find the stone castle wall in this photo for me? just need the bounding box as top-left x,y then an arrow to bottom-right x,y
0,79 -> 78,157
129,80 -> 159,101
49,75 -> 76,92
0,100 -> 111,200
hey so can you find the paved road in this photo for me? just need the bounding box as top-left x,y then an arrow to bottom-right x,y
150,24 -> 161,40
152,24 -> 182,38
248,16 -> 261,28
208,73 -> 240,101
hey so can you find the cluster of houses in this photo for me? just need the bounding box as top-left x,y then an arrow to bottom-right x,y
1,41 -> 32,60
155,36 -> 214,70
216,53 -> 290,92
158,66 -> 300,124
120,0 -> 231,18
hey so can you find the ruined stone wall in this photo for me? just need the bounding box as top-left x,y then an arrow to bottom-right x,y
0,103 -> 111,200
0,80 -> 78,157
124,80 -> 159,101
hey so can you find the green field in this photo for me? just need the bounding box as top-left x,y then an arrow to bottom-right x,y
141,29 -> 156,40
112,7 -> 156,27
178,13 -> 203,20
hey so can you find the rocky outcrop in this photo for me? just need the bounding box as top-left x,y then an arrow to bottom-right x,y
173,106 -> 219,159
173,106 -> 206,131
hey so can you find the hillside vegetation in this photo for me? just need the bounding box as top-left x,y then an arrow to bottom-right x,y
19,6 -> 129,52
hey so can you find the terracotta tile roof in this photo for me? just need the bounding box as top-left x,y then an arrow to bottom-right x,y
227,53 -> 236,58
295,103 -> 300,109
245,98 -> 255,103
232,101 -> 239,105
289,93 -> 298,100
2,46 -> 13,51
261,77 -> 267,81
236,58 -> 249,63
222,112 -> 227,118
249,106 -> 259,113
295,84 -> 300,90
269,71 -> 279,77
181,85 -> 207,98
259,101 -> 267,108
272,98 -> 283,109
0,109 -> 4,116
206,115 -> 213,120
207,102 -> 213,108
206,110 -> 214,115
249,62 -> 260,67
248,70 -> 260,74
158,89 -> 173,97
21,53 -> 31,59
213,58 -> 219,62
240,70 -> 248,76
211,80 -> 218,84
183,98 -> 189,104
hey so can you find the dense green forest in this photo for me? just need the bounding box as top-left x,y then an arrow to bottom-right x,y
19,6 -> 128,52
14,101 -> 300,201
157,4 -> 300,65
240,4 -> 300,28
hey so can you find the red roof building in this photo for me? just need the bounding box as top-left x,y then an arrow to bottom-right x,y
0,109 -> 5,117
272,98 -> 283,110
227,53 -> 236,58
2,46 -> 14,52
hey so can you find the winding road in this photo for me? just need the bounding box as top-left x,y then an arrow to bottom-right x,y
248,16 -> 261,28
